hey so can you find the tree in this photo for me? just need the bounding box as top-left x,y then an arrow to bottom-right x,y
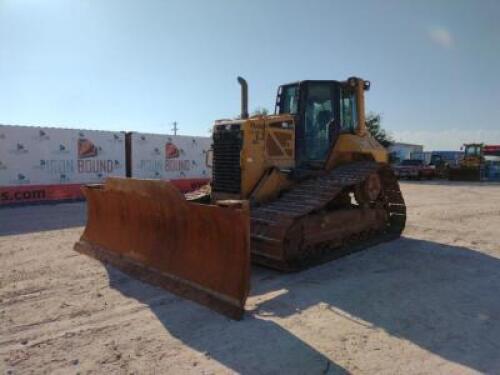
365,112 -> 394,148
251,107 -> 270,116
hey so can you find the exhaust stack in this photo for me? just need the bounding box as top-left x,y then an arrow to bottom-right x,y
347,77 -> 369,136
237,76 -> 249,119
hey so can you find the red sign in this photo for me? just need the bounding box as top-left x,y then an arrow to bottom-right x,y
0,184 -> 84,205
0,178 -> 210,205
484,145 -> 500,154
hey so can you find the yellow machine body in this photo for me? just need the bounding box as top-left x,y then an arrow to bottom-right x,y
212,78 -> 388,205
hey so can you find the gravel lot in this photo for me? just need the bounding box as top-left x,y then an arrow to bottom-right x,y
1,181 -> 500,374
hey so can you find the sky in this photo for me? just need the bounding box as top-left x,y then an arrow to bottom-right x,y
1,0 -> 499,150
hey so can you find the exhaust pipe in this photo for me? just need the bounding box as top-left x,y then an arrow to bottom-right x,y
237,76 -> 249,119
348,77 -> 367,136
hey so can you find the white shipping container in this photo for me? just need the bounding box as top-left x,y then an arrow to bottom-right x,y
130,132 -> 212,189
0,125 -> 212,205
0,124 -> 126,205
0,124 -> 126,186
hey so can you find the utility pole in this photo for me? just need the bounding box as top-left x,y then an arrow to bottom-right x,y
171,121 -> 178,136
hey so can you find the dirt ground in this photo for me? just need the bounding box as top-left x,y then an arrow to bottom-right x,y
1,181 -> 500,374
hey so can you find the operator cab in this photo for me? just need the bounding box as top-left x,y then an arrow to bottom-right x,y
275,79 -> 369,168
464,144 -> 482,158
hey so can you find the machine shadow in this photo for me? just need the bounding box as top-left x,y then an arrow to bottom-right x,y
252,237 -> 500,373
103,237 -> 500,373
0,201 -> 86,236
105,266 -> 348,374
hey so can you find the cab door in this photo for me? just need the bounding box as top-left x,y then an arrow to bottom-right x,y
298,81 -> 339,167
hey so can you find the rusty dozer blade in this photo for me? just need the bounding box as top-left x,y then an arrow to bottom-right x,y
74,177 -> 250,319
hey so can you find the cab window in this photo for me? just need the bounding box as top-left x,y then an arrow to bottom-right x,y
277,84 -> 299,114
340,89 -> 357,133
304,83 -> 333,161
465,145 -> 481,157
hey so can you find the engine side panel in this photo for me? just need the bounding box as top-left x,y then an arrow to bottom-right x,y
213,115 -> 295,201
240,115 -> 295,199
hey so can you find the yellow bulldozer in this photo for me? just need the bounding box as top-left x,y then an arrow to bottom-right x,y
75,77 -> 406,319
448,143 -> 484,181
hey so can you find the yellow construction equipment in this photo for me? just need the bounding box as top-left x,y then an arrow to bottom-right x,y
75,77 -> 406,319
449,143 -> 484,181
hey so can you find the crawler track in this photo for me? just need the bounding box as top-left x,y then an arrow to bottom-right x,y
250,161 -> 406,271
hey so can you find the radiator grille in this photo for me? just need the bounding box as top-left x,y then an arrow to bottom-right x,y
212,127 -> 242,194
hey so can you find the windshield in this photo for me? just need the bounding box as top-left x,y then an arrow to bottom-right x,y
430,155 -> 442,164
277,84 -> 299,114
304,83 -> 333,161
465,145 -> 482,157
400,159 -> 423,166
